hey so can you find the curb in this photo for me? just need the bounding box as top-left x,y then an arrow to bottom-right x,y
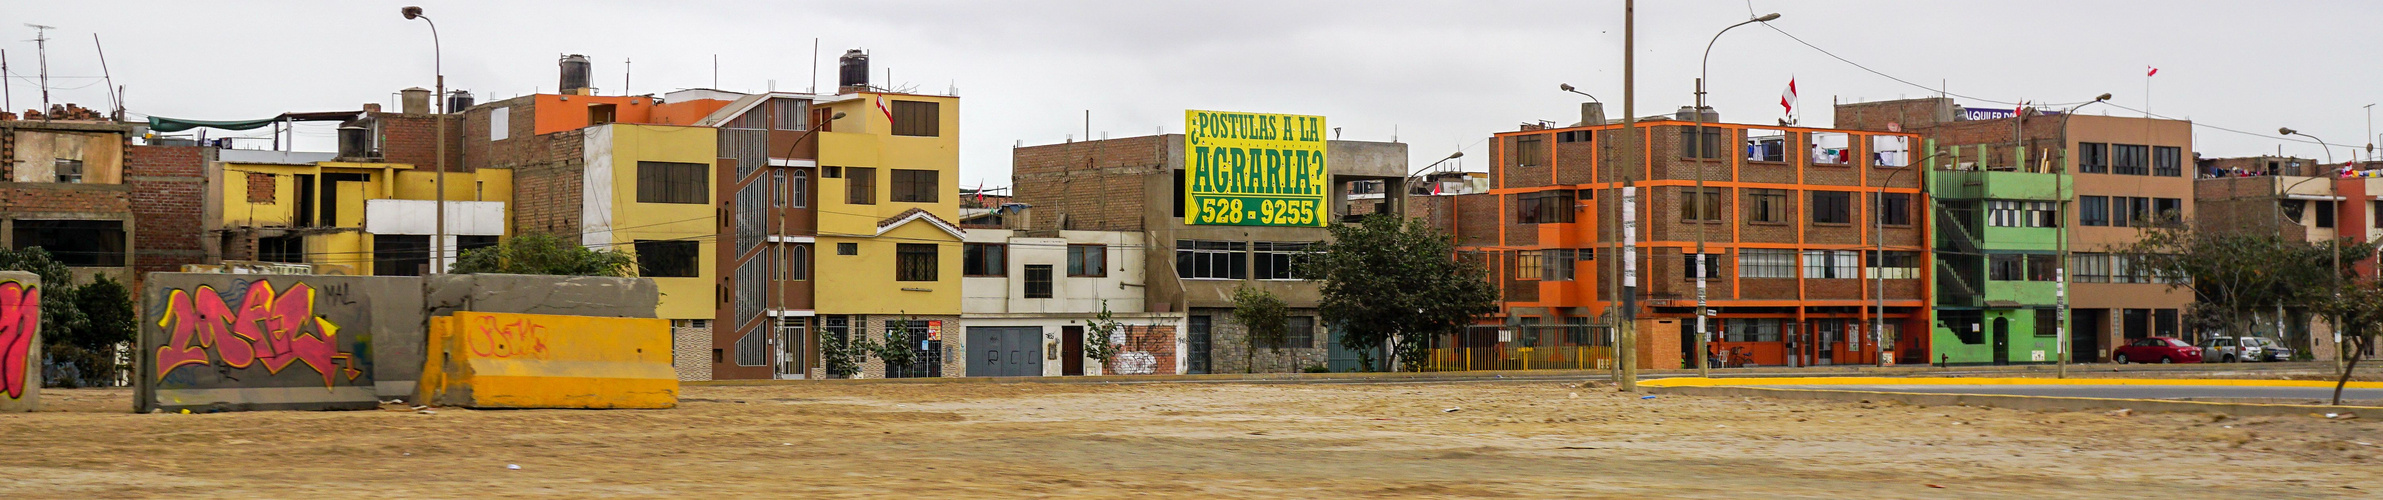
686,361 -> 2333,386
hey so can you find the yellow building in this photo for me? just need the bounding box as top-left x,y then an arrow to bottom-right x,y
806,91 -> 965,378
211,149 -> 510,275
577,123 -> 720,322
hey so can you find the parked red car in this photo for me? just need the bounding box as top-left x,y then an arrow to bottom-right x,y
2113,337 -> 2203,364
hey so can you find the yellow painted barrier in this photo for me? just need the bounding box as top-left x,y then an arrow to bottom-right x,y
419,312 -> 677,409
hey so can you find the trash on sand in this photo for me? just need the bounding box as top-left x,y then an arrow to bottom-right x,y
417,410 -> 436,415
1443,407 -> 1462,413
506,464 -> 521,470
1926,484 -> 1945,489
1640,395 -> 1657,400
1569,392 -> 1580,399
2104,409 -> 2133,417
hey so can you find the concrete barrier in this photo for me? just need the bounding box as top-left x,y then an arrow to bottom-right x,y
420,311 -> 676,409
139,274 -> 420,413
1,272 -> 39,412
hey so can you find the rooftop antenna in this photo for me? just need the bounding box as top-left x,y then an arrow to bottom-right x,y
809,38 -> 819,94
711,54 -> 718,89
624,57 -> 631,96
26,23 -> 54,120
2,49 -> 12,114
94,33 -> 119,120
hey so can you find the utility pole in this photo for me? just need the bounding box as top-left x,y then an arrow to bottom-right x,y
1617,0 -> 1638,391
26,23 -> 54,119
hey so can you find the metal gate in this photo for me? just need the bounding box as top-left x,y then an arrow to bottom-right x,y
1326,324 -> 1384,372
1186,315 -> 1212,374
965,327 -> 1044,377
883,321 -> 942,378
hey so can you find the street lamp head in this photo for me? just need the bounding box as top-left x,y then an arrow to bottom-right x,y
830,111 -> 847,120
1445,151 -> 1465,160
2094,93 -> 2112,102
401,6 -> 424,19
1559,83 -> 1576,92
2281,127 -> 2299,136
1754,13 -> 1782,22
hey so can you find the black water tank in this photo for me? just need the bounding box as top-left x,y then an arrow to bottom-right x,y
446,90 -> 474,112
337,120 -> 374,158
559,54 -> 592,94
838,49 -> 869,90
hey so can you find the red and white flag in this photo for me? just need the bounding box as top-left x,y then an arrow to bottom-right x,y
2147,66 -> 2159,77
1779,77 -> 1799,125
875,94 -> 895,124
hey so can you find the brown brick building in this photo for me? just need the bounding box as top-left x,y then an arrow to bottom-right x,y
1437,111 -> 1929,370
3,119 -> 142,286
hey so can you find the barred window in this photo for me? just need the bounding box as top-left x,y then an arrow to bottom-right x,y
1024,265 -> 1054,299
896,243 -> 938,281
1738,249 -> 1795,278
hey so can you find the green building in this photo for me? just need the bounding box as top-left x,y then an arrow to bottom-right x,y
1928,141 -> 2071,365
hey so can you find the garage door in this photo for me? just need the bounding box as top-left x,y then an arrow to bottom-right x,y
965,327 -> 1044,377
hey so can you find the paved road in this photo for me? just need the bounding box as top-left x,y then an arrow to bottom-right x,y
1776,384 -> 2383,402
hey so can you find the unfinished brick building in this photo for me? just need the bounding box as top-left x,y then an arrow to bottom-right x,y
3,117 -> 142,285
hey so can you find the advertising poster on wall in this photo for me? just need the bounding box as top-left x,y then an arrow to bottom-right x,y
1183,110 -> 1329,227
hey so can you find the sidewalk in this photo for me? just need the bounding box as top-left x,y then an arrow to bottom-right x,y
688,361 -> 2336,386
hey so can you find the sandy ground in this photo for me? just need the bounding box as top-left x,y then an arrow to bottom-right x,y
2,381 -> 2381,498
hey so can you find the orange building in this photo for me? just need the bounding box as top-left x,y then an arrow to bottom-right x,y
1425,109 -> 1930,369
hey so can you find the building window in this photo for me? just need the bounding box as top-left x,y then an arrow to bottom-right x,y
632,240 -> 700,277
371,234 -> 429,276
1512,134 -> 1548,167
489,107 -> 511,141
836,242 -> 858,255
1746,189 -> 1788,223
1724,318 -> 1784,342
773,171 -> 788,207
1518,190 -> 1575,224
2077,143 -> 2109,173
1745,129 -> 1787,162
2153,146 -> 2182,177
1989,254 -> 2023,281
772,98 -> 810,131
1867,251 -> 1920,279
1514,250 -> 1544,282
1678,126 -> 1722,159
1254,242 -> 1311,280
1873,192 -> 1912,226
246,172 -> 278,203
1811,132 -> 1852,165
2112,144 -> 2150,175
2027,254 -> 2059,281
12,219 -> 125,267
1556,130 -> 1594,143
895,243 -> 938,281
785,244 -> 810,280
1682,253 -> 1722,279
635,161 -> 709,204
1175,240 -> 1247,280
2072,253 -> 2109,283
2035,309 -> 2060,338
1802,250 -> 1859,279
963,243 -> 1006,277
891,169 -> 938,203
1871,135 -> 1910,167
2122,197 -> 2150,226
2153,198 -> 2181,223
1540,249 -> 1578,281
1680,188 -> 1723,222
1279,316 -> 1316,349
790,170 -> 809,208
53,159 -> 84,183
1988,200 -> 2022,227
1738,249 -> 1795,278
891,100 -> 940,137
1067,244 -> 1107,277
845,167 -> 876,205
2030,201 -> 2068,228
1024,265 -> 1054,298
1810,191 -> 1851,224
2317,200 -> 2337,228
2080,196 -> 2109,226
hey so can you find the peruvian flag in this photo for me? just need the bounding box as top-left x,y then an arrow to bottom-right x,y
1780,77 -> 1798,124
2147,66 -> 2159,77
875,94 -> 896,124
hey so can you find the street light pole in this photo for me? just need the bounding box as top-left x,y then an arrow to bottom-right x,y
2054,94 -> 2111,379
1692,12 -> 1780,376
2283,127 -> 2346,375
403,6 -> 447,274
1618,0 -> 1637,391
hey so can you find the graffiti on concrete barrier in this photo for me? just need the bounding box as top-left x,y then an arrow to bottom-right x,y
469,314 -> 553,360
154,281 -> 363,389
1,280 -> 37,400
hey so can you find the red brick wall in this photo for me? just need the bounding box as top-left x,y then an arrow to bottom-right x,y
1105,324 -> 1179,375
507,130 -> 588,236
1011,136 -> 1170,231
373,112 -> 467,172
126,144 -> 214,277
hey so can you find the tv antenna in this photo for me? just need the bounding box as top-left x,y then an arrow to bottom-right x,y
25,23 -> 54,119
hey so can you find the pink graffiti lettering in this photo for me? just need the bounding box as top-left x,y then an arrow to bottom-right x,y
467,315 -> 551,360
0,281 -> 37,400
155,282 -> 363,388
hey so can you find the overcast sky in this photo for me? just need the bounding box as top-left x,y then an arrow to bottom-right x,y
8,1 -> 2380,187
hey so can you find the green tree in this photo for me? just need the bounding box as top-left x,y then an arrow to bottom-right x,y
449,233 -> 638,277
0,247 -> 86,341
873,316 -> 918,372
2122,223 -> 2373,354
1232,286 -> 1287,374
2311,281 -> 2383,405
821,329 -> 872,379
1305,215 -> 1498,372
0,248 -> 137,387
1082,301 -> 1123,371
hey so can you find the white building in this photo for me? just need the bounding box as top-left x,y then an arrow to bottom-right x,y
961,227 -> 1185,376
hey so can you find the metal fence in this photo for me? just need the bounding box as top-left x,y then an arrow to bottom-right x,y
1421,325 -> 1615,372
